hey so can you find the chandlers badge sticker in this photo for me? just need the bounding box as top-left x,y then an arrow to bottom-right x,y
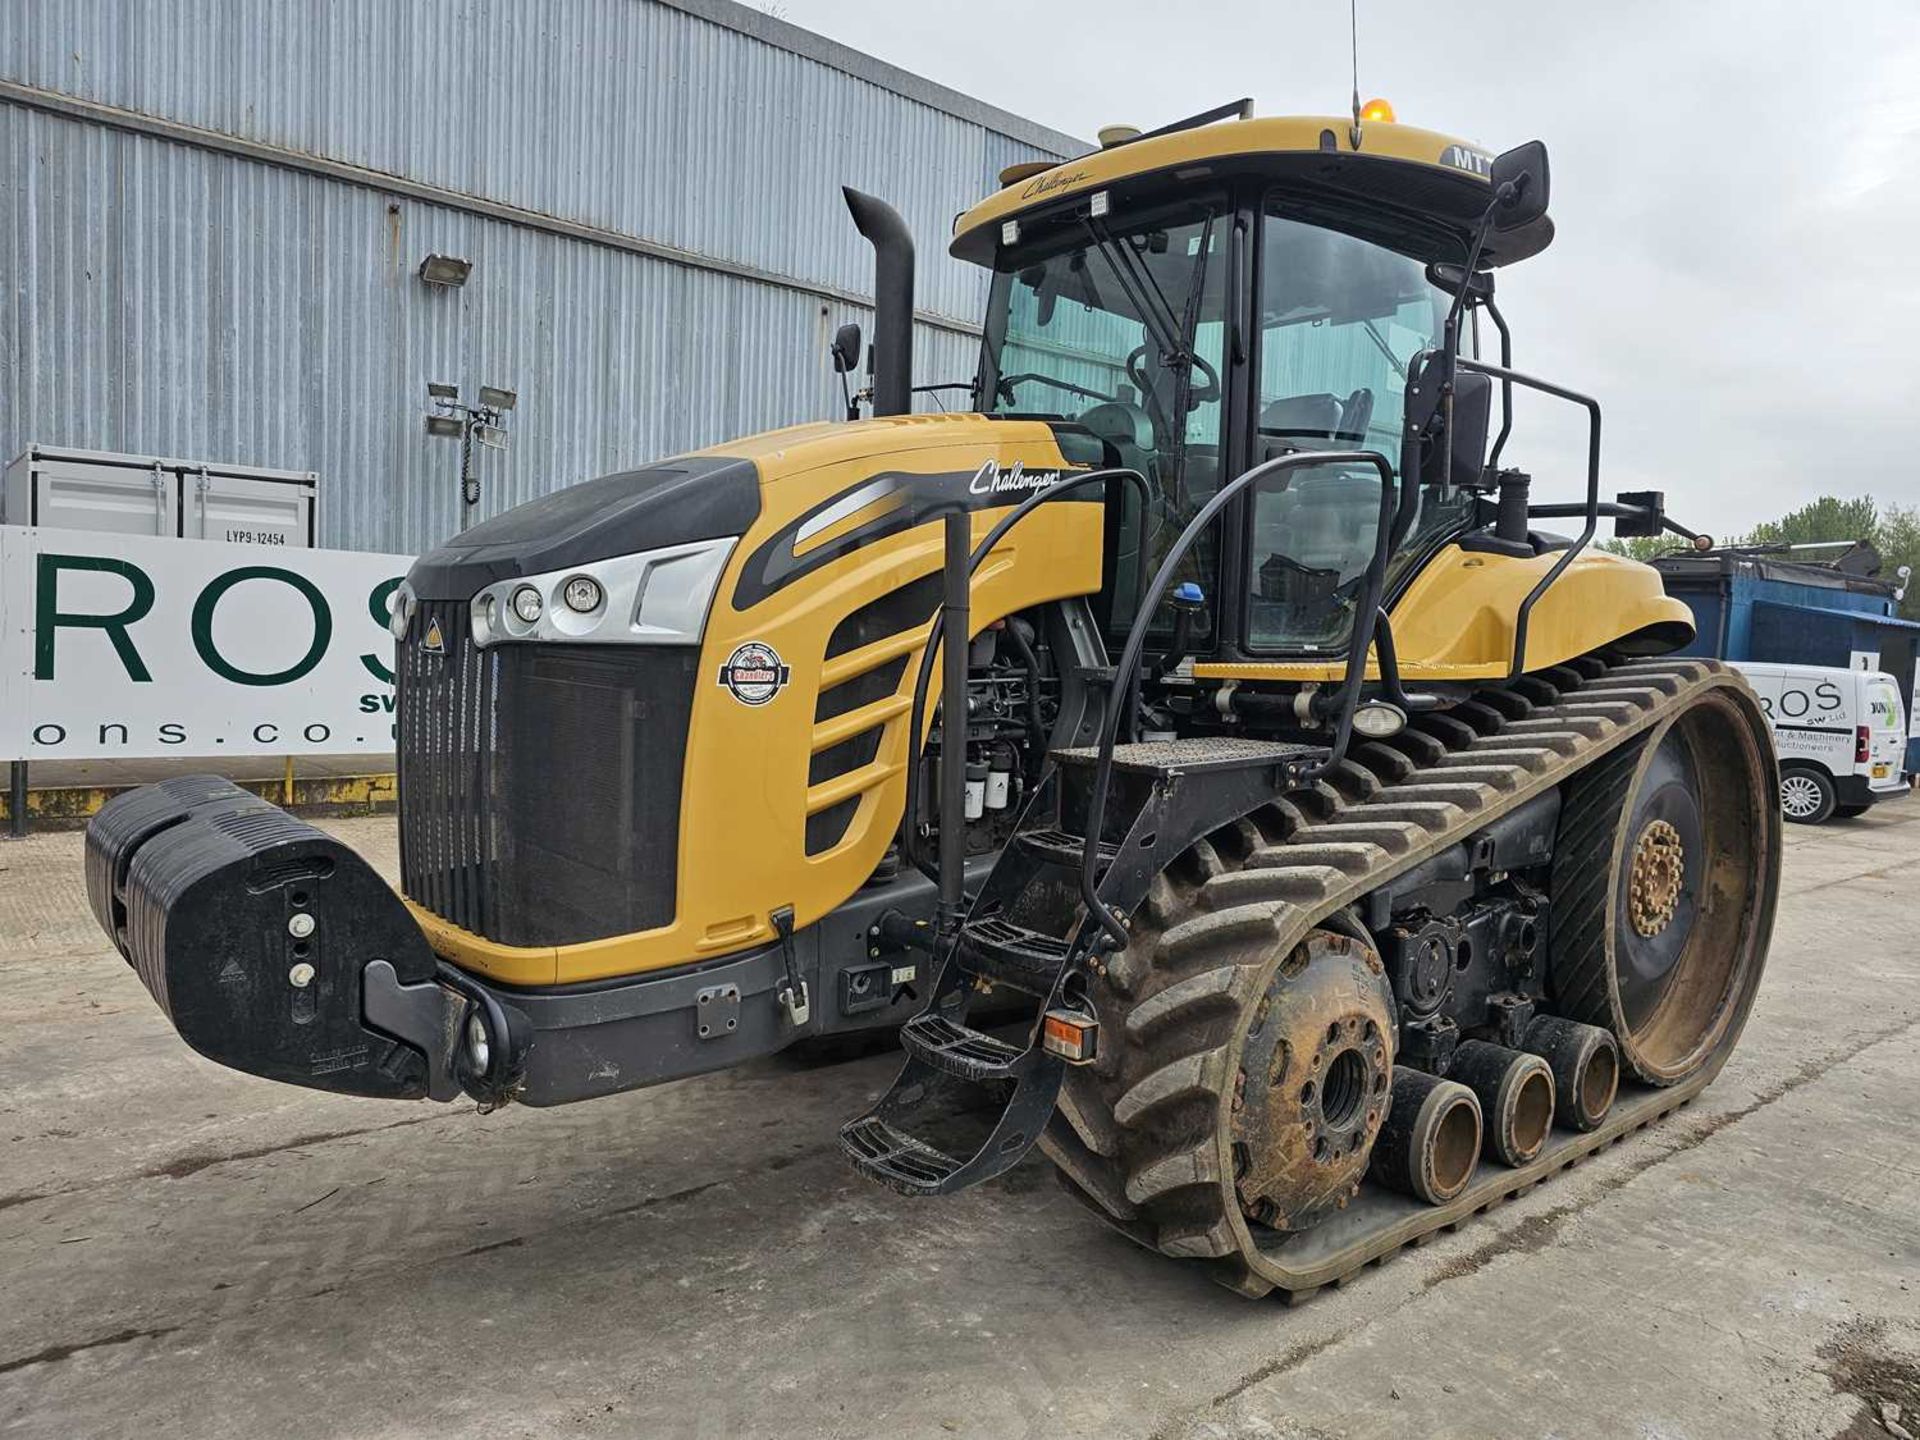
718,641 -> 790,706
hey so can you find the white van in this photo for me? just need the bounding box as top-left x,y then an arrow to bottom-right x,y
1732,661 -> 1911,823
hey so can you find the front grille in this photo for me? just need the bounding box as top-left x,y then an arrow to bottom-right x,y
397,601 -> 697,948
397,601 -> 498,936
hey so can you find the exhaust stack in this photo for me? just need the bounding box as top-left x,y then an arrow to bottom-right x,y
842,187 -> 915,417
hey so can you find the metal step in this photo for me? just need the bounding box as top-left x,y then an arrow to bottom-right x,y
838,1043 -> 1067,1197
1015,826 -> 1118,874
1052,736 -> 1318,776
956,914 -> 1074,993
899,1012 -> 1024,1082
840,1114 -> 962,1191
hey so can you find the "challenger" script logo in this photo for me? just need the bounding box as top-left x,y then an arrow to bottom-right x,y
969,460 -> 1062,498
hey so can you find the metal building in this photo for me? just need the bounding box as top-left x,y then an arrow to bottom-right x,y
0,0 -> 1081,555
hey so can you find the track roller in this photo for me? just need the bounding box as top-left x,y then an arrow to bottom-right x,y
1523,1015 -> 1618,1132
1449,1040 -> 1556,1166
1369,1069 -> 1482,1205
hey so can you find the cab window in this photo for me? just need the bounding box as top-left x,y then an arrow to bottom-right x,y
979,199 -> 1228,637
1245,202 -> 1458,652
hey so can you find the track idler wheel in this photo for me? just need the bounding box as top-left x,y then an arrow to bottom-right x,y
1370,1069 -> 1482,1205
1450,1040 -> 1555,1166
1550,689 -> 1777,1085
1524,1015 -> 1619,1132
1230,932 -> 1394,1232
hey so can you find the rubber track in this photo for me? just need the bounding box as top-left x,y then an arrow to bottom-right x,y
1037,655 -> 1762,1297
1547,739 -> 1647,1055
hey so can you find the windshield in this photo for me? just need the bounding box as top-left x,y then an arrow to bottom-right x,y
1247,204 -> 1472,651
979,199 -> 1227,634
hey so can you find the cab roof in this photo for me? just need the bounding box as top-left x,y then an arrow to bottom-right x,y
951,113 -> 1553,271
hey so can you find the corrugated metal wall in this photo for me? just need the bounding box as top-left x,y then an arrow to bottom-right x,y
0,0 -> 1080,553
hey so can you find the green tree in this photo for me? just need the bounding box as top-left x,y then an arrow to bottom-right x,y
1875,503 -> 1920,621
1599,535 -> 1689,562
1742,494 -> 1880,548
1729,493 -> 1916,620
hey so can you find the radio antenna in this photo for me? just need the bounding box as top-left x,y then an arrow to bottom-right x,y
1348,0 -> 1364,149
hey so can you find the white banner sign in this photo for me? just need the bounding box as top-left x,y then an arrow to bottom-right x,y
1,527 -> 411,761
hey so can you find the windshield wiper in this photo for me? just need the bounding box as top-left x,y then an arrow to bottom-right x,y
1359,319 -> 1409,379
1084,218 -> 1193,369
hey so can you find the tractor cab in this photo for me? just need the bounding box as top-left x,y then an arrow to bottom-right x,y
953,106 -> 1584,676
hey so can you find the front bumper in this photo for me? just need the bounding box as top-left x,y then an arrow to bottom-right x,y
84,776 -> 950,1108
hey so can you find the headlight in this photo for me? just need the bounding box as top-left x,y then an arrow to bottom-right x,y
562,575 -> 604,613
1351,700 -> 1408,739
468,537 -> 737,649
387,582 -> 416,640
465,1013 -> 491,1075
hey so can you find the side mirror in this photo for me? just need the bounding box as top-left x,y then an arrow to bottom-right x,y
830,322 -> 863,375
1489,141 -> 1550,232
1435,372 -> 1493,489
1401,353 -> 1493,490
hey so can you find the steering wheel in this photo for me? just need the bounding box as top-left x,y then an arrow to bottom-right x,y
1125,344 -> 1221,411
1259,551 -> 1329,582
1259,547 -> 1371,604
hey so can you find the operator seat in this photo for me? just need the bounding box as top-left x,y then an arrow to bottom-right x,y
1078,402 -> 1156,487
1258,474 -> 1384,578
1260,392 -> 1344,444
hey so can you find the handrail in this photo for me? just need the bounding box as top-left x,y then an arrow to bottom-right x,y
1389,347 -> 1441,551
1372,608 -> 1444,714
1482,297 -> 1516,471
1077,450 -> 1400,951
1454,357 -> 1602,681
901,467 -> 1152,890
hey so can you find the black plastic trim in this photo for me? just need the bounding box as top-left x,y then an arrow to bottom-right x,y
407,454 -> 761,600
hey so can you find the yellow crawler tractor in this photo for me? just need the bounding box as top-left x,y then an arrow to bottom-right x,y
84,99 -> 1777,1296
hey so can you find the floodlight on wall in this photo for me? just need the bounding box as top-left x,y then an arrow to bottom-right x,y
423,379 -> 518,527
418,254 -> 472,287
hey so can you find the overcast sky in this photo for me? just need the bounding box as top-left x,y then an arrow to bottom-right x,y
770,0 -> 1919,537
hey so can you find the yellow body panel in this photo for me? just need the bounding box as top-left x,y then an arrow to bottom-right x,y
954,116 -> 1489,256
1192,544 -> 1695,684
412,415 -> 1103,985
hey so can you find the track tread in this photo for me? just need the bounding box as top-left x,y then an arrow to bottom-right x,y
1045,656 -> 1765,1295
1114,1048 -> 1232,1125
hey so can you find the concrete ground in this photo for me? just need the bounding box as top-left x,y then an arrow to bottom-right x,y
1,803 -> 1916,1440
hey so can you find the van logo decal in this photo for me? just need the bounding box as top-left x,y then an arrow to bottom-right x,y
420,616 -> 445,654
718,641 -> 789,706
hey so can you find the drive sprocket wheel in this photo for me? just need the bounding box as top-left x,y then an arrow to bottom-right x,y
1549,689 -> 1777,1085
1230,931 -> 1394,1232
